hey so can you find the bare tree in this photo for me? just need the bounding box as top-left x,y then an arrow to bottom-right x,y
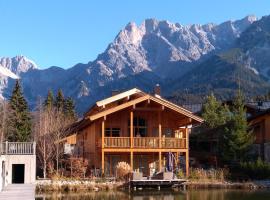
50,108 -> 74,174
34,101 -> 75,178
34,101 -> 57,178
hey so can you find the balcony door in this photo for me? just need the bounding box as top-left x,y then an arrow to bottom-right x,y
128,117 -> 147,137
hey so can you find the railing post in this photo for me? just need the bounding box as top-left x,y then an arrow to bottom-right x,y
33,141 -> 36,155
5,141 -> 8,155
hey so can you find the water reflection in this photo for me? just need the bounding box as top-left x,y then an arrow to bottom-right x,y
36,189 -> 270,200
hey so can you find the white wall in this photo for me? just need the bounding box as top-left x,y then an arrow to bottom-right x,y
0,156 -> 5,191
4,155 -> 36,184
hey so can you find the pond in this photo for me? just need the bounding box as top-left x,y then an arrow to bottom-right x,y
35,189 -> 270,200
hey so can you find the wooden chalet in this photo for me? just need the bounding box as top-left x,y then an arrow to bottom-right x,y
65,87 -> 203,177
248,108 -> 270,162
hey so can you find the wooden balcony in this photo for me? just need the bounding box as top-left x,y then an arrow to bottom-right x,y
104,137 -> 186,149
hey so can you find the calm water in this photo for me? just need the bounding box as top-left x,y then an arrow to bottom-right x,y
35,189 -> 270,200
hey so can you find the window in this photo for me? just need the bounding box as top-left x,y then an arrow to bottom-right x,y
105,128 -> 120,137
128,117 -> 147,137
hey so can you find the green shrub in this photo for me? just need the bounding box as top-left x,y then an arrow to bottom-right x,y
176,169 -> 185,178
240,158 -> 270,179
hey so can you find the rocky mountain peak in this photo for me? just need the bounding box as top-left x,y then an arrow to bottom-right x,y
0,55 -> 38,75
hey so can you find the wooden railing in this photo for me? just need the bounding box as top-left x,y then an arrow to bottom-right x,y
162,138 -> 186,149
133,137 -> 159,148
104,137 -> 130,148
103,137 -> 186,149
1,142 -> 36,155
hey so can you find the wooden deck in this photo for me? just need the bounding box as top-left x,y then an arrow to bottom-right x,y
130,179 -> 187,188
0,184 -> 35,200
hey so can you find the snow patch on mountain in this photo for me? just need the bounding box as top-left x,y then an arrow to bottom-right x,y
0,65 -> 19,79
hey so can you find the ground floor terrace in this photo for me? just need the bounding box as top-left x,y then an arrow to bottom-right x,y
103,151 -> 188,177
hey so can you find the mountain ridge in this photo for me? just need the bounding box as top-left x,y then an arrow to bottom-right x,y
2,15 -> 269,114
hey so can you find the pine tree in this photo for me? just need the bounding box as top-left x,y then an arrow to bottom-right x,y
54,89 -> 65,111
222,91 -> 254,162
202,93 -> 231,129
64,97 -> 76,119
7,80 -> 32,142
44,90 -> 54,109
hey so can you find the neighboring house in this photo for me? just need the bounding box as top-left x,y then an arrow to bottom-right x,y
64,87 -> 203,177
190,101 -> 270,165
248,108 -> 270,162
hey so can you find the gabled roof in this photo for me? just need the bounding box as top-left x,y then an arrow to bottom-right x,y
86,88 -> 203,124
96,88 -> 143,107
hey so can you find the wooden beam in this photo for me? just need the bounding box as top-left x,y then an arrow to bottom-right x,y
159,151 -> 162,172
103,148 -> 187,153
102,120 -> 105,149
149,96 -> 203,123
178,117 -> 193,126
158,112 -> 162,148
130,111 -> 134,148
102,150 -> 105,175
101,120 -> 105,174
130,151 -> 133,171
96,88 -> 142,107
185,127 -> 189,150
186,151 -> 189,177
133,107 -> 163,112
89,95 -> 150,121
185,127 -> 189,177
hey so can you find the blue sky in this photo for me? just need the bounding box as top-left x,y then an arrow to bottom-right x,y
0,0 -> 269,69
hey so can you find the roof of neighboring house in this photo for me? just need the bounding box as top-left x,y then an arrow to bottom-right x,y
70,88 -> 203,134
248,107 -> 270,122
182,104 -> 203,114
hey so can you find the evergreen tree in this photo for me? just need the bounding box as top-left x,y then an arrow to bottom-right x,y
222,91 -> 254,162
7,80 -> 32,142
64,97 -> 76,119
202,93 -> 231,129
44,90 -> 54,109
54,89 -> 65,110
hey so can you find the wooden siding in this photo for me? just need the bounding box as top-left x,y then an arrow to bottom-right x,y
75,100 -> 192,176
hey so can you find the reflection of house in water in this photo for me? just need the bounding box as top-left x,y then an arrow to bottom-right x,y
62,87 -> 203,177
0,142 -> 36,191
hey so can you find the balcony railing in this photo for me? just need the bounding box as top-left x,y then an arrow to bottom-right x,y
1,142 -> 36,155
104,137 -> 130,148
104,137 -> 186,149
133,137 -> 159,148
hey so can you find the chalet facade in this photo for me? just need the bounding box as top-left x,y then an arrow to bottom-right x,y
65,88 -> 203,176
248,108 -> 270,162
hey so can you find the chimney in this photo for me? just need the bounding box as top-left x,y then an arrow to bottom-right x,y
111,90 -> 120,96
154,84 -> 161,97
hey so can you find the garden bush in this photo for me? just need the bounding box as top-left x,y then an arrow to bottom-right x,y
240,158 -> 270,180
115,161 -> 131,180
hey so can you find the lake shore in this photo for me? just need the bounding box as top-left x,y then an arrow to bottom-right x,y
35,179 -> 270,193
35,179 -> 125,193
